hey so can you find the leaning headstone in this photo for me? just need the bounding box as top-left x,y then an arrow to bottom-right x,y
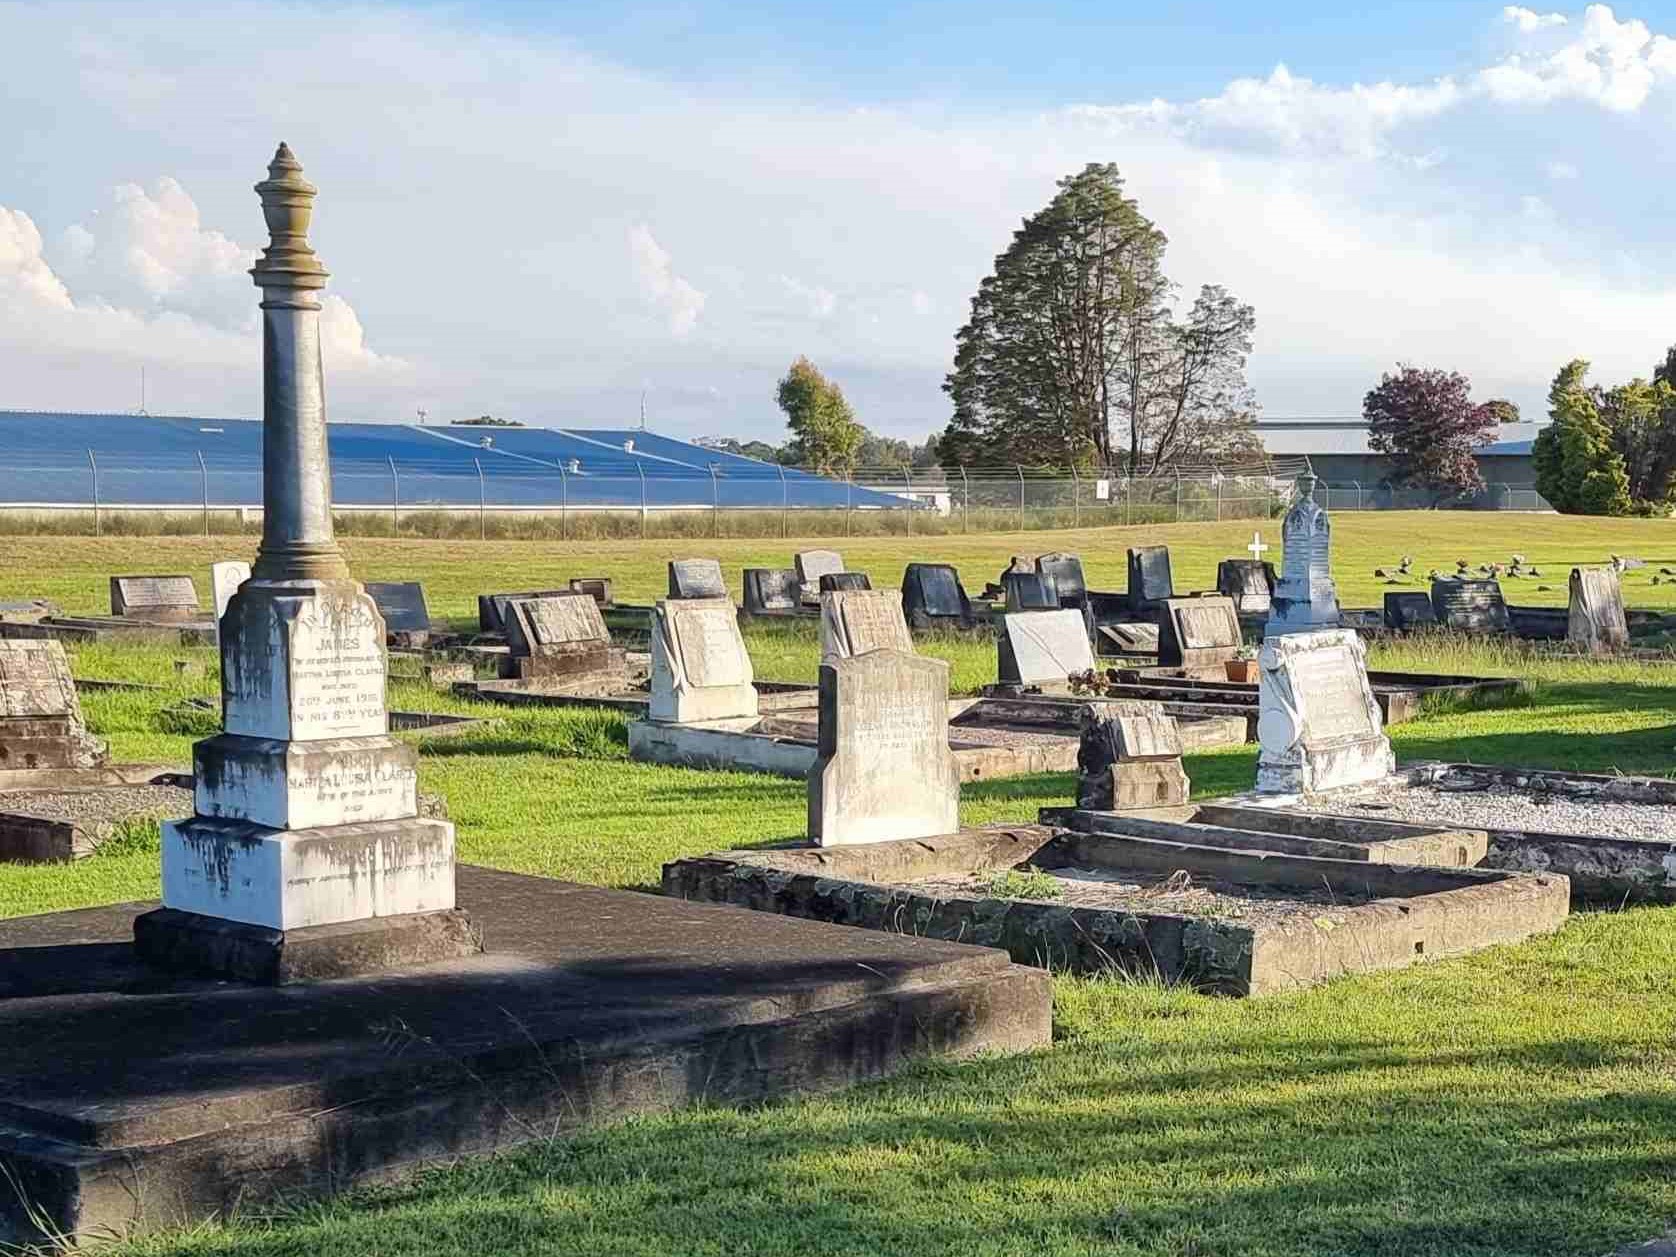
648,597 -> 757,723
1076,701 -> 1188,811
1430,578 -> 1509,634
1158,596 -> 1242,673
1215,559 -> 1276,617
569,577 -> 613,608
1383,591 -> 1438,633
1035,552 -> 1088,606
365,581 -> 431,646
821,589 -> 914,663
1255,628 -> 1394,795
0,639 -> 106,772
479,588 -> 570,633
503,593 -> 626,685
998,609 -> 1096,689
900,563 -> 973,629
1568,566 -> 1629,654
1126,547 -> 1174,615
819,571 -> 872,593
110,575 -> 199,620
1099,622 -> 1160,654
210,561 -> 252,624
1265,473 -> 1342,635
742,568 -> 801,616
1004,571 -> 1059,612
668,558 -> 727,600
794,549 -> 845,601
808,650 -> 959,846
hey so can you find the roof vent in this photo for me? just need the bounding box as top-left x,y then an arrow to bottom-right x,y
567,458 -> 582,474
478,436 -> 494,448
623,439 -> 636,453
199,426 -> 224,434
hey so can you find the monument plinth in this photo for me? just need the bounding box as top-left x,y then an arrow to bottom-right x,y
135,145 -> 479,981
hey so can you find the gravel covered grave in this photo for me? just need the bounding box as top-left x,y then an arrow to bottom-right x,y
1296,778 -> 1676,840
0,784 -> 191,825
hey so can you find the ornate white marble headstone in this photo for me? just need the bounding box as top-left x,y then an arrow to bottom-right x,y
1255,628 -> 1393,795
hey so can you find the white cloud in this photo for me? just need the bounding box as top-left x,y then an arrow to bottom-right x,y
1546,158 -> 1581,178
778,274 -> 837,319
628,224 -> 705,337
1504,6 -> 1569,32
1481,4 -> 1676,111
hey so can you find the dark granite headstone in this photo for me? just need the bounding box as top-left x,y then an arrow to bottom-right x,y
479,589 -> 570,633
819,572 -> 872,593
1126,547 -> 1174,613
1384,591 -> 1438,632
1216,559 -> 1277,616
743,568 -> 801,615
1003,571 -> 1059,612
110,575 -> 199,620
1430,578 -> 1510,634
364,582 -> 431,638
1035,552 -> 1087,605
668,558 -> 727,600
568,577 -> 614,608
900,563 -> 973,629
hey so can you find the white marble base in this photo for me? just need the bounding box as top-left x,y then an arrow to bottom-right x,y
194,733 -> 417,830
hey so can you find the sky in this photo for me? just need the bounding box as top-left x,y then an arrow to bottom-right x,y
5,1 -> 1676,444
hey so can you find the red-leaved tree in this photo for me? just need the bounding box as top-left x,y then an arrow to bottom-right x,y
1363,365 -> 1503,505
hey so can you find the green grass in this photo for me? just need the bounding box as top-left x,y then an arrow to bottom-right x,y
7,522 -> 1676,1255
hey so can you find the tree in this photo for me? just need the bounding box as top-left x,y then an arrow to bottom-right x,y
854,431 -> 913,470
457,414 -> 524,427
1363,365 -> 1500,504
941,164 -> 1256,472
776,357 -> 863,473
1598,377 -> 1676,504
1532,360 -> 1632,515
1481,399 -> 1521,425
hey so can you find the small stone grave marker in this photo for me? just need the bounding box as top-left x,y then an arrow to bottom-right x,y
1158,596 -> 1241,672
742,568 -> 801,616
821,589 -> 914,663
1035,552 -> 1088,605
1383,591 -> 1438,632
479,589 -> 570,633
819,571 -> 871,593
0,639 -> 106,772
809,650 -> 958,846
1004,571 -> 1058,612
365,582 -> 431,644
210,561 -> 251,624
503,594 -> 624,684
999,608 -> 1096,688
1126,547 -> 1174,613
1255,628 -> 1394,795
1568,566 -> 1628,654
569,577 -> 613,608
110,575 -> 199,620
1076,700 -> 1188,810
901,563 -> 972,629
648,597 -> 757,722
668,558 -> 728,600
1215,559 -> 1276,616
794,550 -> 845,600
1430,578 -> 1509,634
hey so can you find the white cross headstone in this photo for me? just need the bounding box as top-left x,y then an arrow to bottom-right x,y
1248,532 -> 1269,563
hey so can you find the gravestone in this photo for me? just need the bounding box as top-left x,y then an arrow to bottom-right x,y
502,593 -> 625,685
668,558 -> 727,600
1265,473 -> 1342,635
742,568 -> 801,616
900,563 -> 973,630
819,571 -> 871,593
1383,591 -> 1438,632
0,639 -> 106,772
998,609 -> 1096,689
365,581 -> 431,645
1035,553 -> 1088,605
1158,596 -> 1242,673
809,650 -> 959,846
1430,578 -> 1509,634
1126,547 -> 1174,615
1255,628 -> 1394,795
1004,571 -> 1059,612
478,589 -> 570,633
569,577 -> 613,608
1215,559 -> 1276,616
210,561 -> 252,624
1568,566 -> 1628,655
110,575 -> 199,620
821,589 -> 914,663
1076,700 -> 1188,810
648,597 -> 757,723
794,550 -> 845,601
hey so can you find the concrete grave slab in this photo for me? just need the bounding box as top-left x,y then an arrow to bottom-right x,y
0,639 -> 107,777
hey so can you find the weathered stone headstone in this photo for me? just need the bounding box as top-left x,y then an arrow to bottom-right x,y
1099,621 -> 1160,654
648,597 -> 757,723
569,577 -> 613,608
479,589 -> 570,633
1076,700 -> 1188,810
503,593 -> 625,685
1568,566 -> 1628,654
1158,596 -> 1242,673
1126,547 -> 1174,615
998,609 -> 1096,688
900,563 -> 973,629
742,568 -> 801,616
1215,559 -> 1276,616
794,549 -> 845,601
1383,591 -> 1438,632
809,650 -> 958,846
365,581 -> 431,645
1004,571 -> 1058,612
668,558 -> 727,600
210,561 -> 252,624
821,589 -> 914,663
819,571 -> 872,593
1430,578 -> 1509,634
0,639 -> 106,772
136,145 -> 477,983
1265,473 -> 1342,635
110,575 -> 199,620
1255,628 -> 1394,795
1035,552 -> 1088,605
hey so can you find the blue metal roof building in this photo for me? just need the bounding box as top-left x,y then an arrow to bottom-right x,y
0,412 -> 909,511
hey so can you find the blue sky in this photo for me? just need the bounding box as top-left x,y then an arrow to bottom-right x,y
4,0 -> 1676,444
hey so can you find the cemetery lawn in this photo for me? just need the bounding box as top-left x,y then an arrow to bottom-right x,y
3,520 -> 1676,1254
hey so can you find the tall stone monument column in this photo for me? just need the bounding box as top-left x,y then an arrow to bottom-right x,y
134,145 -> 480,982
1264,472 -> 1342,636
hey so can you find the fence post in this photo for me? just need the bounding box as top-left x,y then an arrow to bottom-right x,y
1354,479 -> 1363,511
1017,466 -> 1025,532
960,467 -> 969,534
1125,476 -> 1132,526
86,449 -> 99,537
1071,466 -> 1080,529
387,456 -> 399,534
902,467 -> 913,536
558,462 -> 568,541
474,457 -> 486,540
845,469 -> 853,538
197,450 -> 210,536
777,464 -> 788,539
1174,468 -> 1182,522
1216,475 -> 1223,521
637,464 -> 647,539
709,463 -> 720,538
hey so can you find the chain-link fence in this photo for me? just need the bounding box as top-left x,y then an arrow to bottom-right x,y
1318,481 -> 1554,512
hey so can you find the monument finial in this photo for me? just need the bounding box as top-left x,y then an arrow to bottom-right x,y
252,142 -> 327,291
